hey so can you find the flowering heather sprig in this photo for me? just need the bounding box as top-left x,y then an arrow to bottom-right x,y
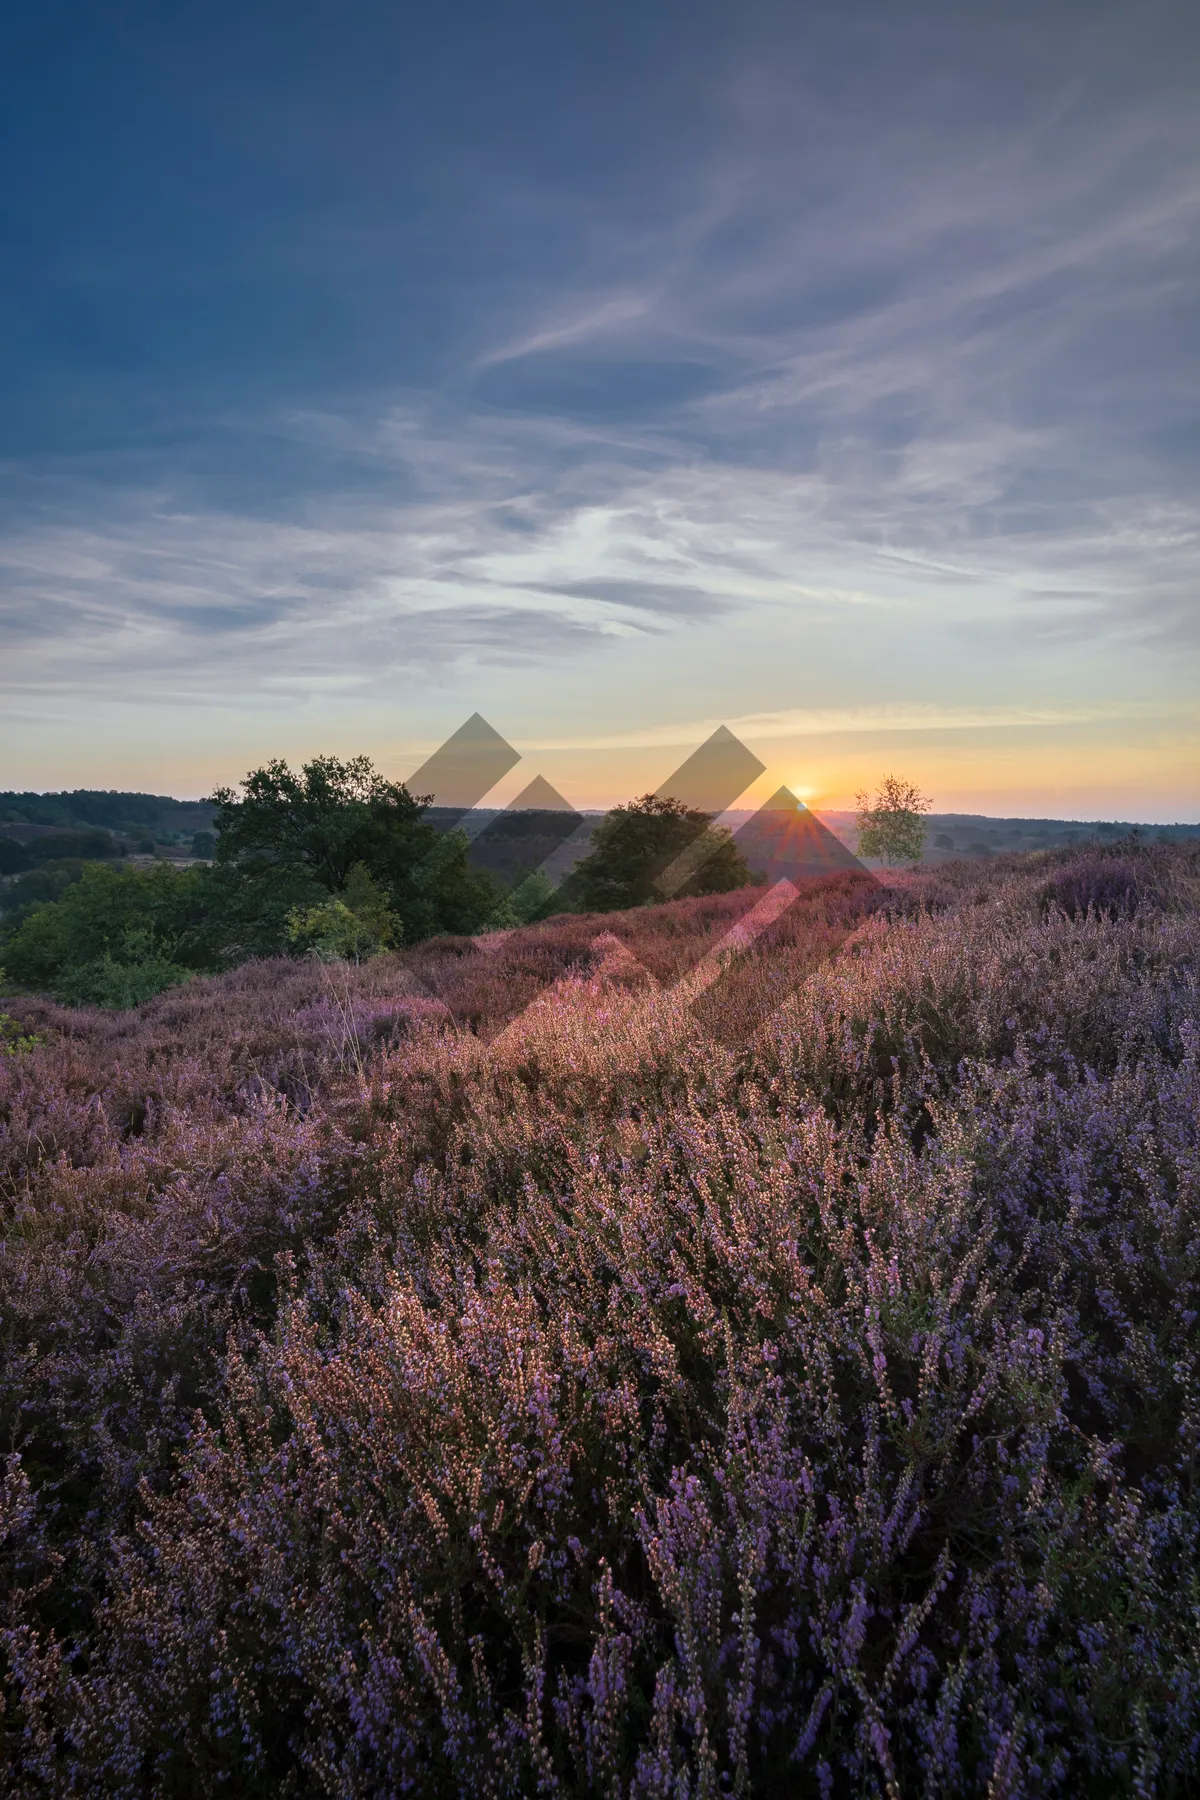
0,840 -> 1198,1795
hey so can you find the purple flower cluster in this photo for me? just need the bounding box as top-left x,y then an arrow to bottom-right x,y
1,843 -> 1199,1795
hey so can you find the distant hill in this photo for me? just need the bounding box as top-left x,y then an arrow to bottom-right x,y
446,803 -> 1200,877
815,811 -> 1200,864
0,790 -> 216,838
3,791 -> 1196,893
0,791 -> 217,888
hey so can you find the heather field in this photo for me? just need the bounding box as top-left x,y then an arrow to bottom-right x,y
2,843 -> 1200,1797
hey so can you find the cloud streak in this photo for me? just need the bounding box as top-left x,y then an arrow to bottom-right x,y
519,701 -> 1173,756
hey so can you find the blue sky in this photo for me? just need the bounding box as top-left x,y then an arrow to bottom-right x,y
2,0 -> 1198,817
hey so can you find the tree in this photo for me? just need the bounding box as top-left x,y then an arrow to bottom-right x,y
209,755 -> 428,891
855,775 -> 933,865
208,754 -> 498,941
564,794 -> 752,913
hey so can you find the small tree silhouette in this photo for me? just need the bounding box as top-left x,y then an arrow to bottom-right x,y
855,775 -> 933,865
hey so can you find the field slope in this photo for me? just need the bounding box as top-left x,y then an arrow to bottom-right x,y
2,843 -> 1199,1796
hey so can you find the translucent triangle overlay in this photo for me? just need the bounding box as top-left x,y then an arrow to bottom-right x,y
467,774 -> 583,879
408,712 -> 520,821
734,785 -> 872,886
655,725 -> 766,817
506,775 -> 577,814
399,716 -> 879,1051
638,726 -> 765,899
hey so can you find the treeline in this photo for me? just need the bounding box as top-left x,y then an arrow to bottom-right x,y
0,827 -> 125,877
0,756 -> 752,1007
0,788 -> 215,835
0,829 -> 218,934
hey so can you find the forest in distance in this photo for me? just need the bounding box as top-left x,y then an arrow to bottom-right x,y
3,782 -> 1197,878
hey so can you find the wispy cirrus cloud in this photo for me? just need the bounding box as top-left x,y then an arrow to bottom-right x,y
520,700 -> 1173,756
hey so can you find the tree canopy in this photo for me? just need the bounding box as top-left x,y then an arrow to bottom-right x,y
209,755 -> 429,890
855,775 -> 933,865
564,793 -> 752,912
209,754 -> 499,942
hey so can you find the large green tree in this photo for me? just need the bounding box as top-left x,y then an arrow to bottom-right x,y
208,754 -> 498,943
209,755 -> 426,888
564,793 -> 752,913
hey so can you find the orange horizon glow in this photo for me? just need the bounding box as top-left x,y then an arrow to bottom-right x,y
5,712 -> 1195,825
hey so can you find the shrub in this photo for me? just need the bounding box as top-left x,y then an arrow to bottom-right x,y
0,861 -> 209,1003
485,865 -> 562,929
1043,850 -> 1158,919
54,942 -> 195,1008
287,864 -> 402,963
0,968 -> 38,1054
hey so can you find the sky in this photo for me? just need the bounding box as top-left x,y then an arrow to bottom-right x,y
2,0 -> 1198,819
